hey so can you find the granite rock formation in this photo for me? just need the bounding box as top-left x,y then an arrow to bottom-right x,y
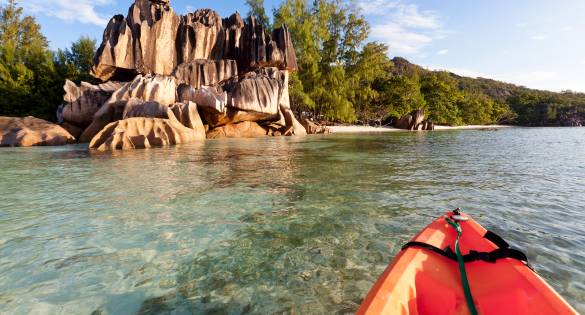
301,119 -> 331,134
92,0 -> 297,82
54,0 -> 307,150
395,109 -> 434,131
89,116 -> 204,150
0,116 -> 75,147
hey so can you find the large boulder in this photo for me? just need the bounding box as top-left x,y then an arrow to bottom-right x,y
91,2 -> 297,81
301,119 -> 331,134
179,68 -> 284,127
394,109 -> 426,130
0,116 -> 75,147
92,0 -> 180,81
89,116 -> 205,150
79,74 -> 177,142
206,121 -> 268,139
60,80 -> 123,127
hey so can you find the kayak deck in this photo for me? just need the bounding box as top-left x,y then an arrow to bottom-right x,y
357,211 -> 577,315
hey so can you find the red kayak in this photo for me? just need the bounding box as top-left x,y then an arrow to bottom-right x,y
357,209 -> 578,315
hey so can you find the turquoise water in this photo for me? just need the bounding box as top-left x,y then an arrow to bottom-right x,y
1,128 -> 584,314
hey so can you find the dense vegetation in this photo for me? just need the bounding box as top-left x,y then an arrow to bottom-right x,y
0,0 -> 95,120
265,0 -> 585,126
1,0 -> 584,126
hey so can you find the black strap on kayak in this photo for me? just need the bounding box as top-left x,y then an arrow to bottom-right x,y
401,241 -> 529,264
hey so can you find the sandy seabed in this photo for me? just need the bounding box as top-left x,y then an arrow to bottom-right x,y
328,125 -> 513,133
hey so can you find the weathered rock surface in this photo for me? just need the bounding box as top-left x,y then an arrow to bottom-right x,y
122,98 -> 171,119
394,109 -> 433,130
0,116 -> 75,147
169,102 -> 206,135
92,1 -> 297,81
79,74 -> 177,142
173,59 -> 238,88
206,121 -> 268,139
280,106 -> 307,136
301,119 -> 331,134
89,116 -> 204,150
60,80 -> 123,127
179,68 -> 286,127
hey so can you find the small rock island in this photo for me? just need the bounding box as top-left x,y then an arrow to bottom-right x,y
2,0 -> 316,149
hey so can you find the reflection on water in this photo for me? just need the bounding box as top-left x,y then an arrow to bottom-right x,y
1,129 -> 584,314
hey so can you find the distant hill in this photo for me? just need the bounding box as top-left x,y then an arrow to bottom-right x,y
391,57 -> 585,126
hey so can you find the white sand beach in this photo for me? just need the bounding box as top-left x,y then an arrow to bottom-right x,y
329,125 -> 513,133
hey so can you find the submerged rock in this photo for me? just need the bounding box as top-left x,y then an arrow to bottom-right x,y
0,116 -> 75,147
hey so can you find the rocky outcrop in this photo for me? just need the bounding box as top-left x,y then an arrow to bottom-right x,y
0,116 -> 75,147
301,119 -> 331,134
394,109 -> 434,131
89,116 -> 205,150
58,0 -> 308,150
79,74 -> 177,142
179,68 -> 288,128
92,1 -> 297,81
206,121 -> 267,139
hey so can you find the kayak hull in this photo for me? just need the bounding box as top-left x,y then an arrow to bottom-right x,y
357,212 -> 577,315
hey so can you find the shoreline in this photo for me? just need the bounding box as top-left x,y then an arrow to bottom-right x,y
329,125 -> 513,133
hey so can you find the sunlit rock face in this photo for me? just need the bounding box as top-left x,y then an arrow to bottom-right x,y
91,1 -> 298,82
64,0 -> 307,150
0,116 -> 75,147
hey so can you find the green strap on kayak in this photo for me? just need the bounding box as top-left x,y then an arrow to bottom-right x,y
446,217 -> 479,315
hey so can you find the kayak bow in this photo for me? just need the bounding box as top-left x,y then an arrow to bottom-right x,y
357,209 -> 578,315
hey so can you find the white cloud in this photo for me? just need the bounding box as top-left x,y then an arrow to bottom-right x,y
531,35 -> 547,41
361,1 -> 446,55
22,0 -> 113,26
438,49 -> 449,55
516,22 -> 528,28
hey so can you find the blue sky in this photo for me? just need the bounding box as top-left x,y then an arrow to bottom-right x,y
13,0 -> 585,92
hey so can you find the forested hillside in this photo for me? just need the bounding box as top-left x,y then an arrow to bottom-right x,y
392,57 -> 585,126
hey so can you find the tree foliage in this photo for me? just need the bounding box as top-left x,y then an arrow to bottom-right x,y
0,0 -> 96,120
245,0 -> 271,31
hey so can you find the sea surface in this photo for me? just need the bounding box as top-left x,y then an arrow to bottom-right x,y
1,128 -> 584,314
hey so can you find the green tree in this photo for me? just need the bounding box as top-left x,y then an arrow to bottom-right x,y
420,72 -> 463,125
245,0 -> 271,31
347,42 -> 393,122
0,0 -> 59,119
382,75 -> 425,120
55,36 -> 97,83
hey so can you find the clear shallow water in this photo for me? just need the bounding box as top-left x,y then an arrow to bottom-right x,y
1,128 -> 584,314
